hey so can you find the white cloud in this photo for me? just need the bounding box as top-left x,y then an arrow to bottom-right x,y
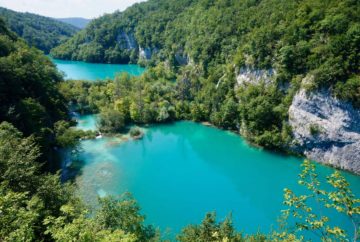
0,0 -> 146,19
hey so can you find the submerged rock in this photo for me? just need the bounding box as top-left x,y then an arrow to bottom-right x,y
289,89 -> 360,174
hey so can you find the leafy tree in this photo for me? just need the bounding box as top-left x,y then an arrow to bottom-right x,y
278,160 -> 360,241
0,185 -> 42,242
0,122 -> 41,192
0,7 -> 78,53
0,121 -> 157,242
97,108 -> 126,133
334,76 -> 360,108
0,19 -> 68,160
177,212 -> 267,242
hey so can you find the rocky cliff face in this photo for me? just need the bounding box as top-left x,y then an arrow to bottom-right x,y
116,31 -> 137,50
236,67 -> 275,86
235,68 -> 360,174
139,46 -> 152,60
116,31 -> 157,61
289,89 -> 360,174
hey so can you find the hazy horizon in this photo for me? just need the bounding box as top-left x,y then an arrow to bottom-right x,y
0,0 -> 146,19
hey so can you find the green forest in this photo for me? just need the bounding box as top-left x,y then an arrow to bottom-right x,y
51,0 -> 360,149
0,7 -> 79,53
0,0 -> 360,241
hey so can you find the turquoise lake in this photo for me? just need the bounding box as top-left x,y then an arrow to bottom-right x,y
51,58 -> 145,80
64,115 -> 360,240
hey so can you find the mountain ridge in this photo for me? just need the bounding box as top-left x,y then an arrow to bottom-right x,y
56,17 -> 91,29
0,7 -> 79,53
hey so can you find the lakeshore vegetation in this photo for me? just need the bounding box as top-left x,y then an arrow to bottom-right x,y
0,0 -> 360,241
51,0 -> 360,150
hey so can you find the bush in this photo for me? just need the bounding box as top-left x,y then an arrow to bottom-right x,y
309,124 -> 322,136
98,108 -> 125,133
129,127 -> 142,138
334,76 -> 360,108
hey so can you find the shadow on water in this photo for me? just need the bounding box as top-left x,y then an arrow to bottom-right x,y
60,148 -> 87,182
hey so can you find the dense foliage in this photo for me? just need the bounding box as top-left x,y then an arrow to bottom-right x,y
0,9 -> 358,241
52,0 -> 359,83
0,18 -> 73,161
52,0 -> 360,149
0,21 -> 158,241
2,119 -> 359,241
0,7 -> 79,53
279,160 -> 360,241
58,66 -> 178,133
50,0 -> 195,63
0,122 -> 158,241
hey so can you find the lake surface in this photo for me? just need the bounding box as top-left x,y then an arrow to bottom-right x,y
72,113 -> 98,131
64,115 -> 360,240
51,58 -> 145,80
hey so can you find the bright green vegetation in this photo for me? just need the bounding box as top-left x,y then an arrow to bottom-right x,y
0,18 -> 156,241
0,18 -> 69,159
334,76 -> 360,108
129,127 -> 142,137
0,17 -> 359,241
57,68 -> 178,132
58,64 -> 293,150
50,0 -> 195,63
52,0 -> 360,149
52,0 -> 359,87
0,7 -> 79,53
0,122 -> 157,241
2,118 -> 359,241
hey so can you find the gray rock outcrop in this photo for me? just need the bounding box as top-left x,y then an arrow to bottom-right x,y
139,46 -> 155,60
116,31 -> 137,50
236,67 -> 276,86
289,89 -> 360,174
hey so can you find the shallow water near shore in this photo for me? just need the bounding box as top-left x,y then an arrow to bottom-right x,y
62,114 -> 360,240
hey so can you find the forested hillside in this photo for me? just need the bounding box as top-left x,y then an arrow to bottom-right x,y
0,19 -> 159,241
52,0 -> 360,160
0,17 -> 70,162
0,7 -> 79,53
51,0 -> 195,63
0,4 -> 359,241
52,0 -> 359,79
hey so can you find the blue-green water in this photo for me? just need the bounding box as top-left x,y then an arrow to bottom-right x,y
73,113 -> 98,131
51,58 -> 145,80
66,117 -> 360,240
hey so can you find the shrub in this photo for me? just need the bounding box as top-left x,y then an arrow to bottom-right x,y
129,127 -> 142,138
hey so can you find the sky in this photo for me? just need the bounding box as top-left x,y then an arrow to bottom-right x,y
0,0 -> 146,19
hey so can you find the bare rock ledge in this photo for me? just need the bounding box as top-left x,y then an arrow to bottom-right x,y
289,89 -> 360,174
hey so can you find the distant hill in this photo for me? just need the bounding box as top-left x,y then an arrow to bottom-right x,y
57,17 -> 91,29
0,7 -> 79,53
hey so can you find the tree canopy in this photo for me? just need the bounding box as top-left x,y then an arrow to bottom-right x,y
51,0 -> 360,149
0,7 -> 79,53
